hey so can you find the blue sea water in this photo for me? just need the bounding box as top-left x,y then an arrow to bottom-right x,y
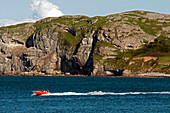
0,76 -> 169,113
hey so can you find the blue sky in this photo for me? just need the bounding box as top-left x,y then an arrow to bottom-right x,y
0,0 -> 170,26
58,0 -> 170,16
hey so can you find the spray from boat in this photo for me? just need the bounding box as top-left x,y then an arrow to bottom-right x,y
32,91 -> 170,96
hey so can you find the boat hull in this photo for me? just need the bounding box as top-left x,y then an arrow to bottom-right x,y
34,90 -> 50,96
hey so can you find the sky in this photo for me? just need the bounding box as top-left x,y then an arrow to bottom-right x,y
0,0 -> 170,26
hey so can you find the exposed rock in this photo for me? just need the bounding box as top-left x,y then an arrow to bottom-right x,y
128,56 -> 158,74
0,10 -> 170,76
123,70 -> 132,75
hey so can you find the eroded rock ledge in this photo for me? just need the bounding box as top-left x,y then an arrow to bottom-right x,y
0,10 -> 170,76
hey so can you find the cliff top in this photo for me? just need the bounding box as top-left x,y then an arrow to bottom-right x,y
0,10 -> 169,75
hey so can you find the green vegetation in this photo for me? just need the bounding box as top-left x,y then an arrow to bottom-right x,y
62,32 -> 83,46
129,10 -> 149,15
54,66 -> 60,71
128,58 -> 157,72
158,56 -> 170,64
153,64 -> 170,74
92,16 -> 107,27
62,32 -> 75,46
33,15 -> 109,34
125,36 -> 170,57
34,16 -> 90,29
128,59 -> 144,72
124,14 -> 139,17
93,53 -> 103,64
103,57 -> 127,68
113,36 -> 170,72
51,18 -> 74,25
93,53 -> 103,61
125,16 -> 170,36
96,41 -> 116,48
34,21 -> 51,29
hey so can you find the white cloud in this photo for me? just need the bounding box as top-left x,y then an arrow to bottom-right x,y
0,19 -> 17,27
0,19 -> 36,27
31,0 -> 64,19
0,0 -> 64,27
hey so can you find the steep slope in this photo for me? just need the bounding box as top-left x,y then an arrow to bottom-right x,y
0,10 -> 170,76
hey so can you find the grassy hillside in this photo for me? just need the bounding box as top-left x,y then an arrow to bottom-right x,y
0,10 -> 169,75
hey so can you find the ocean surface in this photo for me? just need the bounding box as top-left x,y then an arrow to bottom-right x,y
0,76 -> 169,113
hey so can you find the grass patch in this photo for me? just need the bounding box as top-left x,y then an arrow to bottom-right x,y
62,32 -> 83,46
158,56 -> 170,64
128,10 -> 149,15
103,57 -> 127,68
62,32 -> 75,46
128,59 -> 144,72
92,16 -> 107,27
54,66 -> 60,71
51,18 -> 74,25
96,41 -> 116,48
126,17 -> 169,36
124,14 -> 139,17
125,36 -> 170,57
93,53 -> 103,64
93,54 -> 103,61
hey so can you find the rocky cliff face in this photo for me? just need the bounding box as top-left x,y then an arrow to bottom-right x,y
0,10 -> 170,76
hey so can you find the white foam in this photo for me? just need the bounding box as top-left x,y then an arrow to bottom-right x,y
31,93 -> 36,96
37,91 -> 170,96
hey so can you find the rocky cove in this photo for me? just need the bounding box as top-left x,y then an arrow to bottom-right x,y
0,10 -> 170,77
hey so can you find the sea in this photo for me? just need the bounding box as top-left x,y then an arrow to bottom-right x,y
0,76 -> 169,113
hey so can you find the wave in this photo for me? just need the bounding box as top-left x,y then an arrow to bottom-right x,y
36,91 -> 170,96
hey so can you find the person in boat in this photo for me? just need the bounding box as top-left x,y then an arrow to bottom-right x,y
44,89 -> 49,92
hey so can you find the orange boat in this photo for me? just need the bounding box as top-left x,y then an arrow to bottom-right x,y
34,90 -> 50,96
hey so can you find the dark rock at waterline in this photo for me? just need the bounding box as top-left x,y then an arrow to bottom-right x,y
0,10 -> 170,76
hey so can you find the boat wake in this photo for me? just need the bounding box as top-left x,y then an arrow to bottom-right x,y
36,91 -> 170,96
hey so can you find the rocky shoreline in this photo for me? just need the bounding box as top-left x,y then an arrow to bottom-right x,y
0,10 -> 170,76
0,73 -> 170,78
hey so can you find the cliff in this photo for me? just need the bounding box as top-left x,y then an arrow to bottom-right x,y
0,10 -> 170,76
